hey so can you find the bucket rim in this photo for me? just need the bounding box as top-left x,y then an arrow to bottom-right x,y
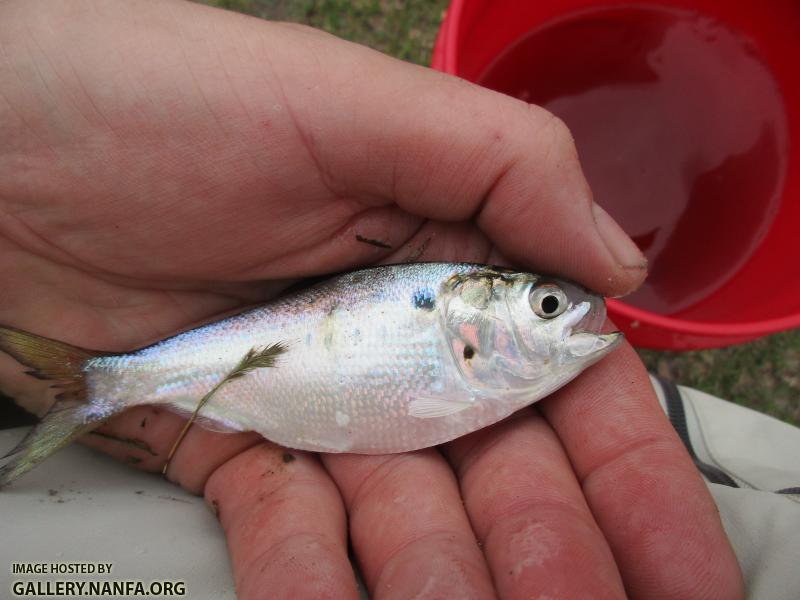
608,298 -> 800,337
434,0 -> 463,73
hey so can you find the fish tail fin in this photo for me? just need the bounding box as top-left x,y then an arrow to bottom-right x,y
0,325 -> 115,487
0,406 -> 99,486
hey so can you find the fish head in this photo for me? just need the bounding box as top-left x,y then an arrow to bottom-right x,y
442,269 -> 622,395
505,275 -> 621,369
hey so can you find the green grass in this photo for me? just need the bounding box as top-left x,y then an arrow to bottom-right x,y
639,330 -> 799,425
198,0 -> 799,426
204,0 -> 448,64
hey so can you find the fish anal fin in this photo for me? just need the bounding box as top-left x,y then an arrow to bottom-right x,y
408,395 -> 474,419
164,405 -> 245,434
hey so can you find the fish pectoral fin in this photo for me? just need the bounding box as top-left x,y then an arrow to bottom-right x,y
408,395 -> 474,418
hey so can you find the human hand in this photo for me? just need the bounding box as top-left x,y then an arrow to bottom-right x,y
0,1 -> 741,598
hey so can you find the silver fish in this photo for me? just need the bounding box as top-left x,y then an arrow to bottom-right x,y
0,263 -> 621,485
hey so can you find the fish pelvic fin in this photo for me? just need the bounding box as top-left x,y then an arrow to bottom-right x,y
0,325 -> 117,487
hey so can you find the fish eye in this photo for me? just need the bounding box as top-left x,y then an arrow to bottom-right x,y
529,284 -> 568,319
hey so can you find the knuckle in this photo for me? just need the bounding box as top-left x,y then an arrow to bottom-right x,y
523,104 -> 579,163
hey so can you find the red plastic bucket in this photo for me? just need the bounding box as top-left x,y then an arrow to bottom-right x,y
432,0 -> 800,349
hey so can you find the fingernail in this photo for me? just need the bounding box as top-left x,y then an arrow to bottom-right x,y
591,203 -> 648,270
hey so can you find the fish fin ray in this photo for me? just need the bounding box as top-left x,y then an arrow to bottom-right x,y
0,404 -> 113,487
408,395 -> 473,418
0,325 -> 114,403
0,325 -> 119,487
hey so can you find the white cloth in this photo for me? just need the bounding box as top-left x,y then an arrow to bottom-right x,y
0,429 -> 236,599
650,376 -> 800,600
0,380 -> 798,599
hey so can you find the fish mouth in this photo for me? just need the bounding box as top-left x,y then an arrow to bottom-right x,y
560,298 -> 623,360
559,299 -> 601,339
564,331 -> 623,359
575,295 -> 608,334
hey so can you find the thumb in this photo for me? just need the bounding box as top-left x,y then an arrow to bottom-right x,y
267,29 -> 647,295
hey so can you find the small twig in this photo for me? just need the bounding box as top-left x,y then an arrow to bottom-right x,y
355,234 -> 392,249
162,343 -> 286,476
404,236 -> 432,262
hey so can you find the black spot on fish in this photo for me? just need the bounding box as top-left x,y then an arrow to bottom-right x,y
463,345 -> 475,360
412,288 -> 436,311
355,234 -> 392,249
282,452 -> 296,463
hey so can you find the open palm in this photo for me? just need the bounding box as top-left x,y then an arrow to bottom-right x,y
0,1 -> 741,599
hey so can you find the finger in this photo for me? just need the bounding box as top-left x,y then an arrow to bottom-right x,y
380,220 -> 513,271
261,31 -> 646,295
205,443 -> 359,600
443,411 -> 626,599
538,342 -> 744,599
260,30 -> 647,295
322,451 -> 496,599
81,405 -> 262,494
381,220 -> 492,265
84,407 -> 360,599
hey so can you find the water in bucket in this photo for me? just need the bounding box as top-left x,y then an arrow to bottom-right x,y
478,6 -> 789,317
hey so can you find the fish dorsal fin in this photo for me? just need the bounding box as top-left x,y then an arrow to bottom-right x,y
408,395 -> 474,418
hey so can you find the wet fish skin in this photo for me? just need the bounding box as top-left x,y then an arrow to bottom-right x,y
0,263 -> 621,485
